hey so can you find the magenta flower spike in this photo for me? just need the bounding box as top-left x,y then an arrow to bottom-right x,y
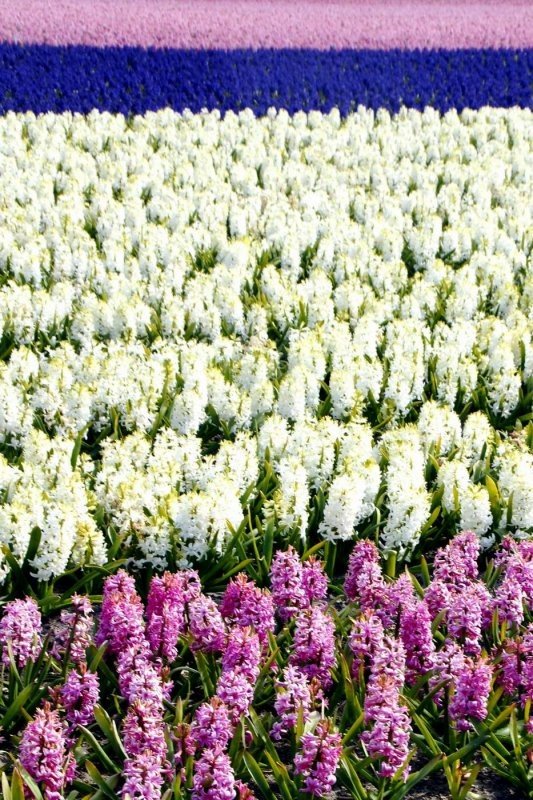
349,613 -> 385,677
192,746 -> 236,800
272,664 -> 313,740
400,599 -> 436,684
294,719 -> 342,797
449,656 -> 493,731
60,666 -> 100,729
301,556 -> 328,604
270,546 -> 308,621
146,571 -> 188,662
51,594 -> 94,665
19,702 -> 75,800
191,698 -> 234,751
95,571 -> 146,656
222,626 -> 261,684
220,574 -> 275,643
189,595 -> 226,654
0,596 -> 42,670
122,752 -> 165,800
290,605 -> 336,690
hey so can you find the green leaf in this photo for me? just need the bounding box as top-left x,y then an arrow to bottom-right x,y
1,684 -> 36,730
85,762 -> 119,799
243,753 -> 277,800
79,727 -> 121,773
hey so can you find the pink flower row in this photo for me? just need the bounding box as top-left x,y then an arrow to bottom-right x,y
0,0 -> 531,50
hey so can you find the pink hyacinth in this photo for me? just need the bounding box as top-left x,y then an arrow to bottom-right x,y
222,626 -> 261,684
301,556 -> 328,604
216,669 -> 255,725
117,645 -> 168,706
349,612 -> 385,676
361,698 -> 412,779
192,746 -> 235,800
51,594 -> 94,664
146,571 -> 189,662
122,752 -> 165,800
60,666 -> 100,729
191,698 -> 234,751
344,540 -> 387,612
496,539 -> 533,607
429,640 -> 466,705
290,605 -> 336,690
493,577 -> 525,627
189,595 -> 226,654
294,719 -> 342,797
0,596 -> 42,670
270,546 -> 309,621
400,600 -> 436,685
379,573 -> 415,628
272,664 -> 313,740
235,781 -> 257,800
95,571 -> 145,655
19,702 -> 75,800
220,573 -> 275,643
447,582 -> 490,655
123,699 -> 167,762
367,635 -> 406,700
433,531 -> 480,588
449,657 -> 493,731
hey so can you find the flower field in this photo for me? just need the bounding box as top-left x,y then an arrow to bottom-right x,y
0,2 -> 531,799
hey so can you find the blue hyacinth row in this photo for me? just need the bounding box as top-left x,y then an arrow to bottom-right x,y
0,44 -> 531,115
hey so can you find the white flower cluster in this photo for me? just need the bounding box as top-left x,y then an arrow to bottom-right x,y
0,107 -> 531,576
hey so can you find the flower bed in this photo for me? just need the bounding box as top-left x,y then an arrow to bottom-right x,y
0,533 -> 530,799
0,107 -> 531,585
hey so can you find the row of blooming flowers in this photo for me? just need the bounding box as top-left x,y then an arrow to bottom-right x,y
0,532 -> 530,799
0,107 -> 531,579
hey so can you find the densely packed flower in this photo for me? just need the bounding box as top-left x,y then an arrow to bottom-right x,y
0,108 -> 530,580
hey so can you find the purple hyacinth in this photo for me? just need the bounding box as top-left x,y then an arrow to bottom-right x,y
301,556 -> 328,604
429,640 -> 467,704
220,574 -> 275,644
191,699 -> 234,751
222,626 -> 261,684
235,781 -> 257,800
95,571 -> 145,656
270,546 -> 308,621
216,669 -> 255,725
146,572 -> 187,662
294,719 -> 342,798
189,595 -> 226,654
0,596 -> 42,670
400,600 -> 436,685
379,574 -> 416,629
19,702 -> 75,800
117,645 -> 167,706
361,698 -> 412,779
449,657 -> 493,731
447,582 -> 490,655
192,746 -> 236,800
493,576 -> 525,627
349,612 -> 385,677
50,594 -> 94,665
367,634 -> 406,704
344,540 -> 387,612
122,752 -> 165,800
60,666 -> 100,729
272,665 -> 313,740
496,538 -> 533,607
122,699 -> 167,762
290,606 -> 336,690
433,531 -> 480,588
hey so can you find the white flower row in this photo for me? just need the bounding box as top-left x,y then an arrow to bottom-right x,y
0,107 -> 531,578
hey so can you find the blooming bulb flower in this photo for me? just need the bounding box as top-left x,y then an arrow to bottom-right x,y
301,556 -> 328,604
123,700 -> 167,762
270,546 -> 308,621
146,571 -> 189,662
272,665 -> 313,740
95,571 -> 145,655
449,657 -> 493,731
400,600 -> 436,684
222,626 -> 261,684
216,669 -> 255,725
361,699 -> 412,779
122,752 -> 165,800
220,573 -> 275,644
189,595 -> 226,654
349,613 -> 385,676
294,719 -> 342,797
60,666 -> 100,729
51,594 -> 94,664
290,605 -> 336,690
19,702 -> 75,800
0,596 -> 42,669
191,699 -> 233,751
192,746 -> 236,800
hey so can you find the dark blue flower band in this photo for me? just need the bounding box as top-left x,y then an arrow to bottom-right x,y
0,45 -> 531,115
